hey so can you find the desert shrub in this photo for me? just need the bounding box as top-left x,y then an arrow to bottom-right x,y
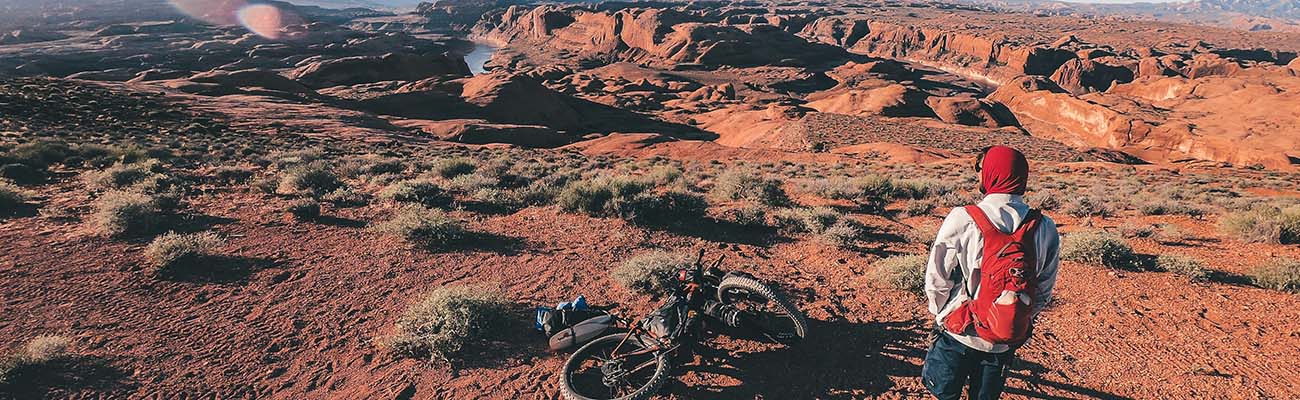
1026,190 -> 1061,211
387,283 -> 509,362
1248,258 -> 1300,292
340,156 -> 405,178
871,255 -> 927,293
1155,255 -> 1209,282
5,140 -> 69,169
1065,197 -> 1114,219
820,220 -> 862,248
1060,230 -> 1137,270
620,190 -> 709,226
721,203 -> 768,227
144,231 -> 222,274
644,165 -> 683,185
90,190 -> 161,237
287,199 -> 321,221
557,176 -> 651,216
268,148 -> 324,169
804,175 -> 894,212
0,181 -> 26,214
322,186 -> 369,207
904,225 -> 940,246
613,250 -> 691,296
1282,207 -> 1300,245
1118,222 -> 1156,239
379,180 -> 452,207
372,205 -> 467,250
1139,201 -> 1203,217
771,207 -> 842,234
895,179 -> 952,199
1,335 -> 72,384
19,335 -> 71,365
900,199 -> 936,217
276,162 -> 341,196
710,169 -> 786,206
445,173 -> 498,194
82,160 -> 169,191
0,163 -> 43,184
512,179 -> 562,207
1219,207 -> 1284,244
212,166 -> 255,183
937,190 -> 983,208
431,157 -> 477,179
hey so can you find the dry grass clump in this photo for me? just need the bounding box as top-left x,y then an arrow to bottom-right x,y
870,255 -> 927,293
386,284 -> 509,362
1061,230 -> 1138,270
613,250 -> 692,296
1154,255 -> 1209,282
771,207 -> 843,234
1138,201 -> 1204,218
81,160 -> 170,191
1025,190 -> 1061,211
286,199 -> 321,221
371,205 -> 467,250
803,175 -> 896,212
322,186 -> 369,207
819,221 -> 863,248
557,176 -> 707,225
1,335 -> 73,385
1064,197 -> 1115,219
90,190 -> 163,237
719,203 -> 768,227
1249,258 -> 1300,292
1219,206 -> 1300,244
144,231 -> 223,274
379,180 -> 452,207
0,180 -> 27,214
710,169 -> 787,206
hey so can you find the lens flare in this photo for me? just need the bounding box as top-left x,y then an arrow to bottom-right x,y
237,4 -> 285,39
167,0 -> 246,25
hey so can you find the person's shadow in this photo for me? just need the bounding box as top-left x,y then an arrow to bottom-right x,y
668,318 -> 930,399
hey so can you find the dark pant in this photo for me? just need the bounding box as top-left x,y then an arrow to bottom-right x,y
922,332 -> 1015,400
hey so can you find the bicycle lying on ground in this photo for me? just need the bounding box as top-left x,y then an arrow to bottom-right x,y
560,250 -> 810,400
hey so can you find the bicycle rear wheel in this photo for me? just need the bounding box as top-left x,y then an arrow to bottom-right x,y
560,333 -> 671,400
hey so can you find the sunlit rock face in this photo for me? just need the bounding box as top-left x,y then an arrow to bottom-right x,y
238,4 -> 285,39
169,0 -> 295,39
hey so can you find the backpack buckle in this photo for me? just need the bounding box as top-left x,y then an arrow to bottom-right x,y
1008,268 -> 1024,279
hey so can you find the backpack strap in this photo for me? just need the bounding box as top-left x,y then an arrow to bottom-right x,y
963,205 -> 1006,237
1011,210 -> 1043,242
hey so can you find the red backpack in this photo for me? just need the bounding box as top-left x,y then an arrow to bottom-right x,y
943,205 -> 1042,344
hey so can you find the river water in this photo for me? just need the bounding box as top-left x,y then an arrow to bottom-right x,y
465,42 -> 497,75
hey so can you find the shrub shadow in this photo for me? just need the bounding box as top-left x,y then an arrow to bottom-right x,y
314,215 -> 368,228
668,318 -> 928,399
441,231 -> 529,256
644,218 -> 787,247
450,303 -> 547,372
0,356 -> 133,398
158,255 -> 278,284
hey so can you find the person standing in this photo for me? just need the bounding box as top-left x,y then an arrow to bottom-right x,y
921,146 -> 1061,400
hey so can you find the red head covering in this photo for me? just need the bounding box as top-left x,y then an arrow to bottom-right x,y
979,146 -> 1029,195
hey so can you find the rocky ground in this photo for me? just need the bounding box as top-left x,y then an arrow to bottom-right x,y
1,0 -> 1299,399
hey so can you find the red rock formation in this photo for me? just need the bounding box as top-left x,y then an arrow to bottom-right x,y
289,53 -> 470,88
925,96 -> 1011,128
1049,58 -> 1135,94
1182,53 -> 1243,78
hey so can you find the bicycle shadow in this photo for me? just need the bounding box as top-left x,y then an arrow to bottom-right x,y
668,318 -> 928,399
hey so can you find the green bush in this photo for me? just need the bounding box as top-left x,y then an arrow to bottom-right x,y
91,190 -> 161,237
620,190 -> 708,226
1139,201 -> 1203,217
710,169 -> 786,206
379,180 -> 452,207
144,231 -> 223,274
804,176 -> 894,212
386,283 -> 509,362
322,186 -> 369,207
276,162 -> 341,196
287,199 -> 321,221
557,176 -> 651,216
895,179 -> 952,200
1249,258 -> 1300,292
1155,255 -> 1209,282
871,255 -> 927,293
372,205 -> 467,250
431,157 -> 477,179
1060,230 -> 1137,270
613,250 -> 691,296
